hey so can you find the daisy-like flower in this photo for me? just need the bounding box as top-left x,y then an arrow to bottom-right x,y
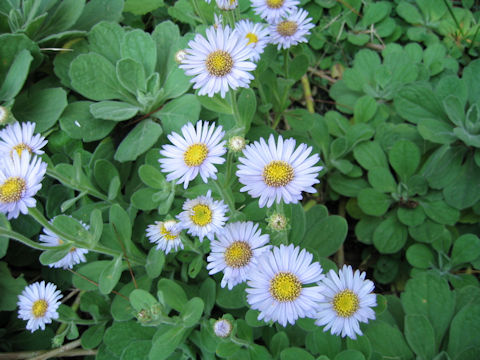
39,217 -> 89,269
234,20 -> 270,62
180,25 -> 256,98
246,244 -> 325,327
213,318 -> 233,338
177,190 -> 228,242
236,134 -> 323,208
146,219 -> 183,254
270,8 -> 315,50
216,0 -> 237,10
159,121 -> 226,189
0,121 -> 47,158
0,151 -> 47,219
207,221 -> 271,289
251,0 -> 299,23
17,281 -> 62,332
315,265 -> 377,340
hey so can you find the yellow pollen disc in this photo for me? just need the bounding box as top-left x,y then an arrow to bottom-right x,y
246,33 -> 258,45
224,241 -> 252,268
0,177 -> 26,203
277,21 -> 298,37
32,299 -> 48,318
263,161 -> 294,187
206,50 -> 234,77
69,247 -> 77,253
160,223 -> 178,241
332,289 -> 359,317
190,204 -> 212,226
184,143 -> 208,167
11,143 -> 32,157
266,0 -> 284,9
269,272 -> 301,302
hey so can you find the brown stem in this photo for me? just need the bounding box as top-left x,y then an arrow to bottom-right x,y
29,339 -> 81,360
112,224 -> 137,289
336,0 -> 362,17
68,269 -> 129,300
365,42 -> 385,51
124,105 -> 164,127
308,67 -> 337,84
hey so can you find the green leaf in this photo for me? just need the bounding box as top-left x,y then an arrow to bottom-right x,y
111,277 -> 152,321
328,172 -> 369,197
121,30 -> 156,76
451,234 -> 480,267
70,53 -> 128,101
353,141 -> 388,170
388,140 -> 420,180
443,95 -> 465,127
363,1 -> 391,26
397,206 -> 425,226
444,157 -> 480,209
216,282 -> 247,309
463,59 -> 480,106
288,54 -> 309,81
305,330 -> 341,358
145,247 -> 165,279
367,167 -> 397,193
418,118 -> 455,144
38,0 -> 85,38
121,340 -> 151,360
114,119 -> 163,162
99,256 -> 123,294
335,350 -> 366,360
94,159 -> 120,192
124,0 -> 164,15
396,1 -> 423,24
357,188 -> 392,216
0,262 -> 27,311
39,246 -> 71,265
149,325 -> 186,360
303,215 -> 348,257
74,0 -> 124,31
0,49 -> 33,101
90,101 -> 140,121
59,101 -> 116,142
409,220 -> 446,244
270,332 -> 290,358
421,145 -> 466,190
157,278 -> 188,312
404,314 -> 436,360
52,215 -> 93,244
117,58 -> 146,94
139,164 -> 166,189
104,320 -> 156,357
237,88 -> 257,131
197,93 -> 233,114
73,261 -> 111,291
87,21 -> 124,64
161,65 -> 192,101
355,216 -> 382,245
129,289 -> 159,312
81,322 -> 106,349
373,215 -> 408,254
13,87 -> 67,132
109,204 -> 132,245
401,272 -> 455,349
365,320 -> 413,359
281,348 -> 315,360
406,244 -> 435,269
181,297 -> 204,327
354,95 -> 378,123
346,336 -> 372,360
447,304 -> 480,358
420,200 -> 460,225
153,94 -> 201,135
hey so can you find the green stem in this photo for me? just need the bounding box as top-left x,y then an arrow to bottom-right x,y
191,0 -> 207,25
224,151 -> 234,187
231,336 -> 252,349
272,112 -> 282,130
56,291 -> 85,336
46,168 -> 108,202
181,235 -> 202,255
284,49 -> 290,79
442,0 -> 464,37
0,227 -> 57,251
212,179 -> 236,213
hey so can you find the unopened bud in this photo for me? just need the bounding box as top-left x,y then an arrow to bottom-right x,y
267,212 -> 288,231
175,49 -> 187,64
213,318 -> 233,338
0,106 -> 9,124
228,136 -> 246,152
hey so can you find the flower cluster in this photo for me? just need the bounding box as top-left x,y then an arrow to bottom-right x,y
150,120 -> 375,339
180,0 -> 315,98
0,122 -> 47,219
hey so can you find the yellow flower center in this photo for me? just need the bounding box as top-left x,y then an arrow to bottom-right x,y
266,0 -> 284,9
190,204 -> 212,226
184,143 -> 208,167
159,221 -> 178,241
332,289 -> 359,317
11,143 -> 32,157
0,176 -> 26,203
31,299 -> 48,318
246,32 -> 258,45
206,50 -> 234,77
224,241 -> 253,268
269,272 -> 301,302
277,21 -> 298,37
263,160 -> 294,187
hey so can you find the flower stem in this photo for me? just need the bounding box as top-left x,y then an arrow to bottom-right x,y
301,74 -> 315,113
212,179 -> 236,213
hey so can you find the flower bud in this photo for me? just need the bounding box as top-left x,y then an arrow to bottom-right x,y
267,212 -> 288,231
213,318 -> 233,338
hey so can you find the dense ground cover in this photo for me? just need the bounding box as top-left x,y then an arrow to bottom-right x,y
0,0 -> 480,359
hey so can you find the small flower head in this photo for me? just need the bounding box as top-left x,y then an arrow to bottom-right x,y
207,221 -> 271,289
0,121 -> 47,158
250,0 -> 299,23
39,217 -> 89,269
315,265 -> 377,339
0,106 -> 10,124
0,151 -> 47,219
216,0 -> 238,10
180,25 -> 256,98
267,212 -> 288,231
236,134 -> 323,208
146,219 -> 183,254
177,190 -> 229,242
17,281 -> 63,332
246,244 -> 325,326
269,8 -> 315,50
174,49 -> 188,64
234,20 -> 270,62
227,136 -> 246,152
159,121 -> 226,189
214,318 -> 233,337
